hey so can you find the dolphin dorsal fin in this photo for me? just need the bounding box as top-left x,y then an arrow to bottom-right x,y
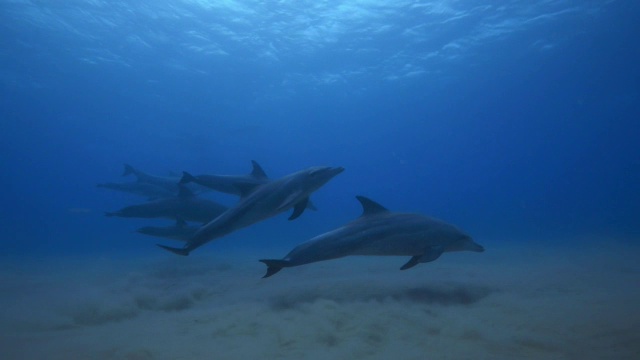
250,160 -> 268,180
175,218 -> 187,227
356,196 -> 389,216
122,164 -> 136,177
178,185 -> 194,198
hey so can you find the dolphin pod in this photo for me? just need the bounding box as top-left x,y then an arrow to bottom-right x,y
156,166 -> 345,256
102,161 -> 340,252
98,164 -> 205,200
101,161 -> 483,277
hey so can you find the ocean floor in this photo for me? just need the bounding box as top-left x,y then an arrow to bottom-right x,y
0,238 -> 638,360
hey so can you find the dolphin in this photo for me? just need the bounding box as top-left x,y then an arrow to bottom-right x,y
97,182 -> 176,200
180,160 -> 269,196
122,163 -> 209,195
136,219 -> 199,242
180,160 -> 318,210
259,196 -> 484,278
157,166 -> 345,256
122,164 -> 181,190
105,186 -> 227,223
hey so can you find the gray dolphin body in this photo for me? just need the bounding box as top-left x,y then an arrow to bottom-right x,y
97,182 -> 176,200
157,166 -> 345,256
180,160 -> 318,211
121,164 -> 209,195
123,164 -> 180,190
259,196 -> 484,277
136,219 -> 199,241
105,187 -> 227,223
180,160 -> 269,196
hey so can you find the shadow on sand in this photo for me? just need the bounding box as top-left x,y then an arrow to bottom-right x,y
270,284 -> 494,310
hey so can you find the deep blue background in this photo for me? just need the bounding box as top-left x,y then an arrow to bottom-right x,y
1,1 -> 638,256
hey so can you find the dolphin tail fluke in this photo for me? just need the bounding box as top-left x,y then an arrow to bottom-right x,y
122,164 -> 136,177
259,259 -> 290,278
156,244 -> 190,256
180,171 -> 196,185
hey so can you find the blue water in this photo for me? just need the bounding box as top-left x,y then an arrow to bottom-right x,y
1,0 -> 638,258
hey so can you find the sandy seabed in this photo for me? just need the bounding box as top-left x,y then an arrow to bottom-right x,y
0,239 -> 638,360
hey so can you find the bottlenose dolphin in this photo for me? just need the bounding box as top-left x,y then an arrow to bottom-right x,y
105,186 -> 227,223
97,182 -> 176,200
157,166 -> 345,256
136,219 -> 199,242
180,160 -> 269,196
180,160 -> 318,210
259,196 -> 484,278
123,164 -> 181,190
122,163 -> 209,195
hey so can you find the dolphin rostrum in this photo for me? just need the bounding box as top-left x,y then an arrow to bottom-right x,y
259,196 -> 484,278
157,166 -> 345,256
105,186 -> 227,223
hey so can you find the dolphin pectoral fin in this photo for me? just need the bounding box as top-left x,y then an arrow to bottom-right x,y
156,244 -> 190,256
306,199 -> 318,211
400,247 -> 445,270
420,246 -> 444,263
259,259 -> 290,278
400,255 -> 421,270
277,191 -> 303,211
288,197 -> 309,220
